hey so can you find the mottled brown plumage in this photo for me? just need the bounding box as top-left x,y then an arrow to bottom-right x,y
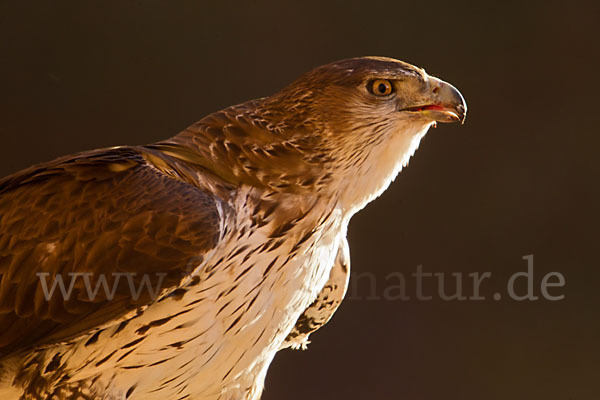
0,57 -> 465,399
0,147 -> 222,355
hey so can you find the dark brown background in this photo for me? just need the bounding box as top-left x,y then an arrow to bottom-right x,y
0,1 -> 598,399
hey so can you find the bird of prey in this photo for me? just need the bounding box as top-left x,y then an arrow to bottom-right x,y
0,57 -> 466,399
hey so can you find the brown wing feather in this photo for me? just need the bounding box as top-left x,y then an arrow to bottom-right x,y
282,237 -> 350,350
0,147 -> 224,355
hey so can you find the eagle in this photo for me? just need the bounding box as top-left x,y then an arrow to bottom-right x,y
0,57 -> 466,399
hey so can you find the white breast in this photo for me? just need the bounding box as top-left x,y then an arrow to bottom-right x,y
34,187 -> 345,400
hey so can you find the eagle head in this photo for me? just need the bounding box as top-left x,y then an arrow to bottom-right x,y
172,57 -> 467,215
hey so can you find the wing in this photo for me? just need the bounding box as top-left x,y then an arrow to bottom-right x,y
282,237 -> 350,350
0,147 -> 224,356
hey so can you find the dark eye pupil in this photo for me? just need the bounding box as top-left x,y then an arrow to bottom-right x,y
378,83 -> 386,93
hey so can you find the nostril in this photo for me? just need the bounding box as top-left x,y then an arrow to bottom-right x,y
432,87 -> 440,95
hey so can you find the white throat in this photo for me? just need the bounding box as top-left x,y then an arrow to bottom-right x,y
340,121 -> 434,217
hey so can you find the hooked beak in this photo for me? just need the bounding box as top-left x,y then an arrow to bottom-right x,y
401,77 -> 467,124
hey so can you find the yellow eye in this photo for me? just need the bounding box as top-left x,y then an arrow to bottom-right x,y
370,79 -> 393,96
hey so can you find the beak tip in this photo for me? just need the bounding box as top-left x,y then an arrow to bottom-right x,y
434,78 -> 467,125
457,104 -> 467,124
